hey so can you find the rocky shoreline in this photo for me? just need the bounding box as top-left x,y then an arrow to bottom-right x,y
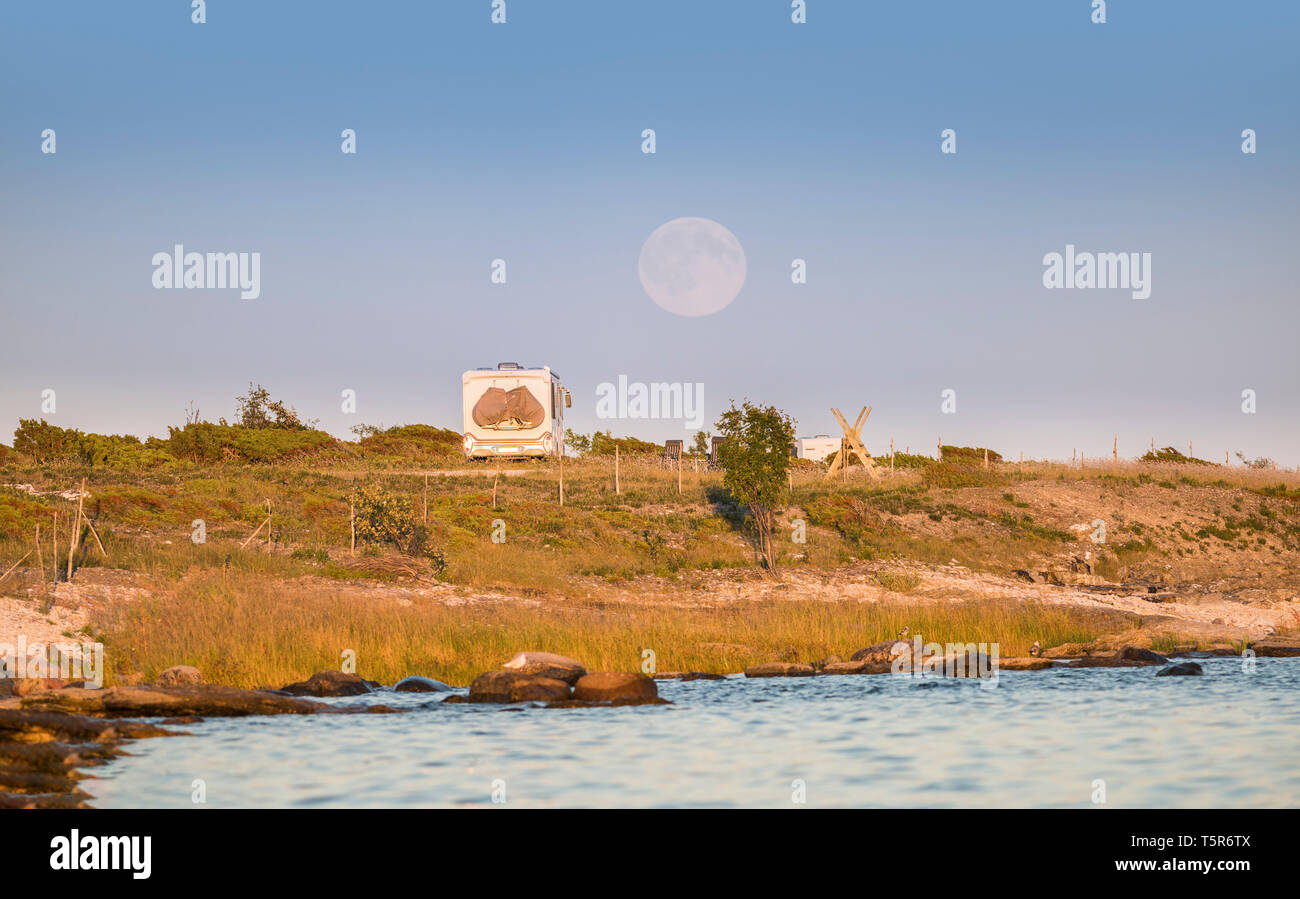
2,635 -> 1296,809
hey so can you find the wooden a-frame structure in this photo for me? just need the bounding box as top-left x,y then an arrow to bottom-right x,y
825,406 -> 883,480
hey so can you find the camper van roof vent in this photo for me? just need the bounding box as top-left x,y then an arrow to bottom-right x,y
497,362 -> 522,370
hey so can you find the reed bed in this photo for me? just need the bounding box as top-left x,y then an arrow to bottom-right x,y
95,570 -> 1121,688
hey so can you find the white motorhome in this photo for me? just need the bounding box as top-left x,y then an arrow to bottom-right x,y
795,435 -> 840,463
462,363 -> 571,459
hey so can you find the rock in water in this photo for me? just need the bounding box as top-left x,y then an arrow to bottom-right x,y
468,670 -> 562,703
502,651 -> 587,685
997,657 -> 1053,671
154,665 -> 202,687
744,662 -> 816,678
820,660 -> 892,675
468,671 -> 522,703
1156,662 -> 1204,677
393,676 -> 452,693
572,672 -> 658,701
1068,646 -> 1168,668
849,640 -> 910,664
279,670 -> 373,697
508,677 -> 571,702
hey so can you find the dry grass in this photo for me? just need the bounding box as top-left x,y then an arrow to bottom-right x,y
4,452 -> 1297,600
93,570 -> 1120,688
6,453 -> 1296,690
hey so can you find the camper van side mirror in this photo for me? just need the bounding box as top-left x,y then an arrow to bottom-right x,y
564,390 -> 572,408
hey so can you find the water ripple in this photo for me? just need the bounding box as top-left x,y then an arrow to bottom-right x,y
88,658 -> 1300,808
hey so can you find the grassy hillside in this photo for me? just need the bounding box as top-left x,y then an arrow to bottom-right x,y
3,411 -> 1298,687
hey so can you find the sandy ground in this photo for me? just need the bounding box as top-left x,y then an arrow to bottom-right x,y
0,570 -> 150,647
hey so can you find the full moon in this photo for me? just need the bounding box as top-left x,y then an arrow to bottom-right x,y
637,217 -> 747,317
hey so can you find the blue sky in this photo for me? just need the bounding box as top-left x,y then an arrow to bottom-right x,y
2,1 -> 1297,463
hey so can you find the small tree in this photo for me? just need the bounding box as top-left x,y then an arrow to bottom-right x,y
351,422 -> 387,440
691,430 -> 711,457
714,401 -> 795,572
235,383 -> 314,430
565,431 -> 592,455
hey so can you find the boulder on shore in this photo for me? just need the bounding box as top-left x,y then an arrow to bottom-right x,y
393,676 -> 452,693
1,678 -> 66,698
744,662 -> 816,678
154,665 -> 202,687
1156,662 -> 1204,677
572,672 -> 658,702
502,651 -> 587,685
0,708 -> 182,809
1250,636 -> 1300,657
280,670 -> 373,697
18,684 -> 332,718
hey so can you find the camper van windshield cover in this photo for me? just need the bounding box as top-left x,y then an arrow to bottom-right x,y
472,385 -> 545,430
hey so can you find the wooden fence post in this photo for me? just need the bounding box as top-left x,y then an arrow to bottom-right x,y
67,482 -> 86,582
82,513 -> 106,556
0,551 -> 33,586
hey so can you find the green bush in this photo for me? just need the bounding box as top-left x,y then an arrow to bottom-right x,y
12,419 -> 171,468
350,483 -> 445,570
589,431 -> 661,456
165,422 -> 336,464
353,424 -> 461,460
805,494 -> 890,545
939,445 -> 1003,465
1141,446 -> 1214,465
13,419 -> 77,463
922,462 -> 1006,489
0,490 -> 49,539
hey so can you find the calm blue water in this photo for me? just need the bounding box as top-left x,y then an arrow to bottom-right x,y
90,658 -> 1300,808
